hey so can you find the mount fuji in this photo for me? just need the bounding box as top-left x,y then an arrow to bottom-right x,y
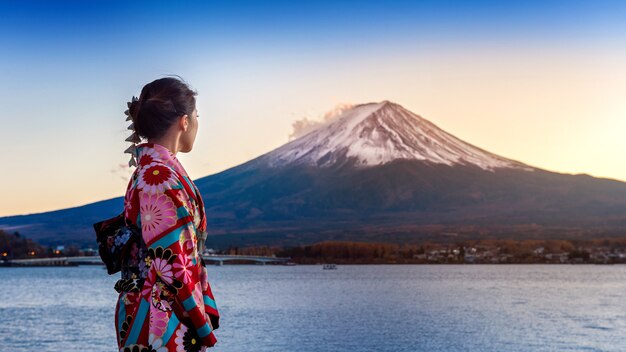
3,101 -> 626,248
260,100 -> 533,171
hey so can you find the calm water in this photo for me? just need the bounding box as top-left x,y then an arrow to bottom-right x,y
1,264 -> 626,352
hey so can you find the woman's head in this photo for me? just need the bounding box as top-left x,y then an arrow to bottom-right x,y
128,76 -> 199,153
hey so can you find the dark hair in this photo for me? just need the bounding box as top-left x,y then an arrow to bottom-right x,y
129,76 -> 197,140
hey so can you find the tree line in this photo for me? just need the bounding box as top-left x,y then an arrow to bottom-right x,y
0,230 -> 80,259
228,238 -> 626,264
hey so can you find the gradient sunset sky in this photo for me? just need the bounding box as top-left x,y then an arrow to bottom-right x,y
2,0 -> 626,217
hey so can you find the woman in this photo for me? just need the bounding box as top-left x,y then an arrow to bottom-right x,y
115,77 -> 220,352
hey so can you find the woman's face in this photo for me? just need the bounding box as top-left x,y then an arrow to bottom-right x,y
179,107 -> 198,153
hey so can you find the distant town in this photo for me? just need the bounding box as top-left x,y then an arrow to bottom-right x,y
269,238 -> 626,264
2,228 -> 626,265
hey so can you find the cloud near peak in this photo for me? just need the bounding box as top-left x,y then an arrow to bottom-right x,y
288,103 -> 353,141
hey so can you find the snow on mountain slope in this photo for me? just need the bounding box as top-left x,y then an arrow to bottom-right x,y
260,100 -> 534,171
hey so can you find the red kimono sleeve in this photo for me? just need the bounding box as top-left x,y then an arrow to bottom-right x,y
137,176 -> 218,347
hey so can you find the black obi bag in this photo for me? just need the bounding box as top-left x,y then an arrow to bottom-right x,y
92,212 -> 141,275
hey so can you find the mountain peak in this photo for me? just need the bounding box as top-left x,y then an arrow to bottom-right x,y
259,101 -> 533,171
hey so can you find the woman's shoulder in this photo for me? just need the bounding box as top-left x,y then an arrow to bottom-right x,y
124,161 -> 190,222
138,160 -> 200,205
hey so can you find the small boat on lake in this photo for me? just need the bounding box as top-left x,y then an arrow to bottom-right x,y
323,263 -> 337,270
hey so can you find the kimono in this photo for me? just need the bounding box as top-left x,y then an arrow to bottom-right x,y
114,142 -> 220,352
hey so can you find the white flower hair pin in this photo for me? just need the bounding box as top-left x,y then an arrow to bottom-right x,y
124,96 -> 141,168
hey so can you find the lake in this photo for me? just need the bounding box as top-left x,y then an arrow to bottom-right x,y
1,264 -> 625,351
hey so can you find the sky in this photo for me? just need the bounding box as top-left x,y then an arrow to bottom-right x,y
2,0 -> 626,217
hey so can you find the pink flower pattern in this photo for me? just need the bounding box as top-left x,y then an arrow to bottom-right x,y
173,251 -> 193,284
149,305 -> 168,337
139,190 -> 177,243
152,257 -> 174,285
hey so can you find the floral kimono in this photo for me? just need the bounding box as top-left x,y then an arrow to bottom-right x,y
114,142 -> 220,352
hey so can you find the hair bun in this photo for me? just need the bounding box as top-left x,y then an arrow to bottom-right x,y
141,98 -> 178,115
125,76 -> 197,144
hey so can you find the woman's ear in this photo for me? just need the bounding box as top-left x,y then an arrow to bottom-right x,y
180,114 -> 189,131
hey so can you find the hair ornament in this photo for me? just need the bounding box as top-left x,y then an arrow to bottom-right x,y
124,95 -> 141,168
125,132 -> 141,143
127,96 -> 138,108
124,144 -> 137,154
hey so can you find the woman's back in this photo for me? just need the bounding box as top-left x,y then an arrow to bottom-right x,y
114,143 -> 220,351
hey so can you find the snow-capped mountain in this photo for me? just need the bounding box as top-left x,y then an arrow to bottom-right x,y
260,100 -> 534,171
5,100 -> 626,249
